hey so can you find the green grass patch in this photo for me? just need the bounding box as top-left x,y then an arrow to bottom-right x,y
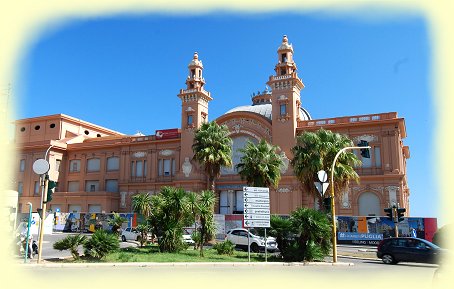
102,244 -> 280,263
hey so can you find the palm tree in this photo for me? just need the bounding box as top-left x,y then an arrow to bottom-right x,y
192,121 -> 233,191
53,234 -> 87,260
290,207 -> 332,261
236,139 -> 283,188
136,223 -> 150,247
152,186 -> 192,253
186,191 -> 198,250
107,213 -> 127,236
291,128 -> 361,210
196,190 -> 216,257
131,192 -> 153,218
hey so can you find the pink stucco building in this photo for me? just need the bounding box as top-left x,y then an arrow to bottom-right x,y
13,35 -> 410,217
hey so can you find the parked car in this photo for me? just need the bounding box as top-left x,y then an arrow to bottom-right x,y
121,227 -> 152,242
377,237 -> 445,264
225,228 -> 278,253
183,233 -> 195,245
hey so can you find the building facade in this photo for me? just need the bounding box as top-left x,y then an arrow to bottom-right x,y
13,36 -> 410,217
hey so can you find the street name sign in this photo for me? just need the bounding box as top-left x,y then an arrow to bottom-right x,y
244,203 -> 270,209
243,186 -> 270,228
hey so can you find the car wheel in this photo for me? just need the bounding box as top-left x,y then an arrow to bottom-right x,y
121,235 -> 126,242
251,243 -> 259,253
382,254 -> 395,264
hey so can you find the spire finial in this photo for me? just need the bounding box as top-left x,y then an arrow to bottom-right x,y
193,52 -> 198,60
283,35 -> 288,43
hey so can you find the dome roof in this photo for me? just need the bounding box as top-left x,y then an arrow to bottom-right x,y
224,103 -> 311,122
225,103 -> 273,121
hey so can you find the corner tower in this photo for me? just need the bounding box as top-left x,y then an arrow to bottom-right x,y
266,35 -> 305,155
178,52 -> 212,178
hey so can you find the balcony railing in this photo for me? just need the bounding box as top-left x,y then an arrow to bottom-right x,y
298,112 -> 398,128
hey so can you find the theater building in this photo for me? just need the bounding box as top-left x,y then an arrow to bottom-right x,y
13,35 -> 410,217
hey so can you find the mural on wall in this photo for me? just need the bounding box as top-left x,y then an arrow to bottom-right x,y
337,216 -> 437,245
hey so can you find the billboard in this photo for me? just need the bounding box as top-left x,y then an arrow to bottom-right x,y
336,216 -> 438,246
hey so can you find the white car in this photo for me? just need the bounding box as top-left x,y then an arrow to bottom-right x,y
183,234 -> 195,245
225,228 -> 278,253
121,227 -> 151,242
183,229 -> 195,245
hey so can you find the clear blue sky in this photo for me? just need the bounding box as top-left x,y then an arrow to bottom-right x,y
15,11 -> 439,224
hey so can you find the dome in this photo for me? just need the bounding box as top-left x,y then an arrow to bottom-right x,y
225,103 -> 273,121
224,103 -> 311,122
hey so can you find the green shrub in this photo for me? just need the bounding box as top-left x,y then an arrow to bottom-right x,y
53,234 -> 87,260
212,240 -> 235,256
83,229 -> 120,260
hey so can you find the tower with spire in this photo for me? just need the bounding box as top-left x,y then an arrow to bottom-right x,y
266,35 -> 305,156
177,52 -> 212,179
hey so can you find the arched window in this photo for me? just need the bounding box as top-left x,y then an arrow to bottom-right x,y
358,192 -> 381,216
221,135 -> 258,175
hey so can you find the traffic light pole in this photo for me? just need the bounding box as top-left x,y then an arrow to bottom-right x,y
330,145 -> 370,263
37,174 -> 49,264
36,144 -> 53,264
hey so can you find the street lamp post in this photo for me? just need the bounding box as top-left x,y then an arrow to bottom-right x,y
330,145 -> 370,263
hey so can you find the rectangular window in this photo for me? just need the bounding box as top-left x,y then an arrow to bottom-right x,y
19,159 -> 25,172
163,159 -> 171,176
158,159 -> 163,176
106,156 -> 119,171
219,191 -> 229,214
280,104 -> 287,116
362,153 -> 372,168
187,115 -> 193,126
18,182 -> 23,196
131,160 -> 146,178
235,190 -> 244,212
105,180 -> 119,193
55,159 -> 61,172
34,181 -> 40,195
69,160 -> 81,173
280,68 -> 286,75
85,181 -> 99,192
374,147 -> 381,167
68,181 -> 80,192
136,160 -> 143,177
87,158 -> 100,172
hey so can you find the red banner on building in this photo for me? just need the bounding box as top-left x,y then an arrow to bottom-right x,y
155,128 -> 180,140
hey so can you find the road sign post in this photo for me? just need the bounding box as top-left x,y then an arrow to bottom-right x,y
243,187 -> 270,262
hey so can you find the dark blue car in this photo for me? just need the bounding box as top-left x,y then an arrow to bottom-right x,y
377,237 -> 445,264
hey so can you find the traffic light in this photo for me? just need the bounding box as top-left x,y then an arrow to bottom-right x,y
358,140 -> 370,158
323,197 -> 331,213
45,180 -> 57,203
37,208 -> 43,219
397,207 -> 406,223
384,207 -> 393,221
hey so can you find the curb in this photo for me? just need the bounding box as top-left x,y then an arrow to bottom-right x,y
18,261 -> 355,268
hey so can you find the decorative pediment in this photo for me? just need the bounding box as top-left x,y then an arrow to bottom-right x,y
132,151 -> 146,158
159,149 -> 174,156
352,135 -> 378,144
